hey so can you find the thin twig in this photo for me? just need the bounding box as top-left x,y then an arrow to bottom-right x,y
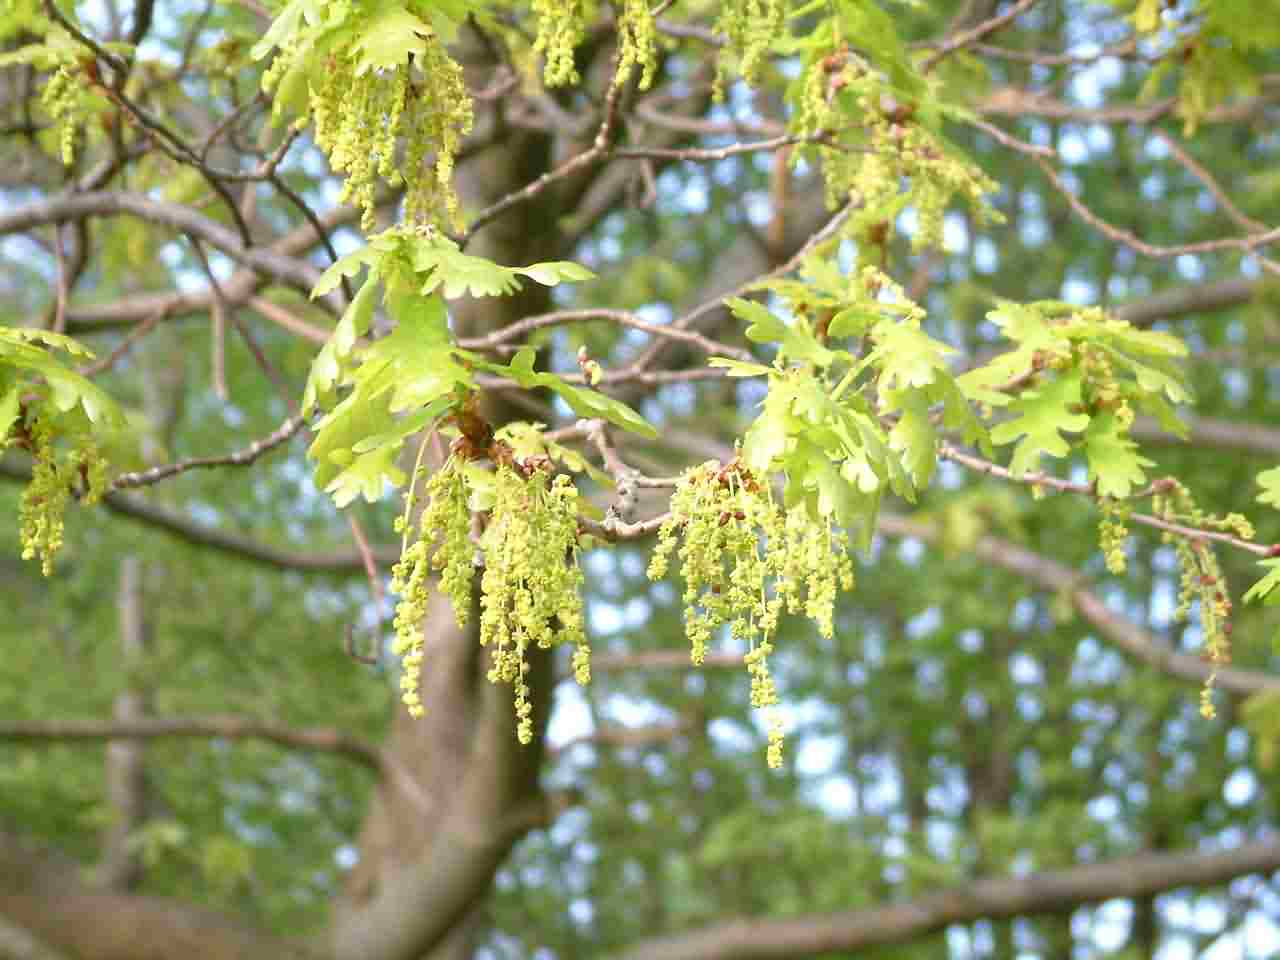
50,224 -> 68,333
77,308 -> 169,378
344,514 -> 385,668
1151,129 -> 1271,236
463,67 -> 628,243
939,443 -> 1271,557
459,308 -> 756,362
111,415 -> 307,489
921,0 -> 1041,74
1035,157 -> 1280,276
248,296 -> 332,345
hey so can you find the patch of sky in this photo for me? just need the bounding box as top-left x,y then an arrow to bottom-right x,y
1089,898 -> 1135,952
897,536 -> 925,565
1010,651 -> 1044,685
1221,368 -> 1249,405
1149,576 -> 1176,630
1176,253 -> 1206,281
942,212 -> 968,255
1011,596 -> 1038,631
707,716 -> 756,754
657,380 -> 697,416
1223,767 -> 1257,808
1019,214 -> 1050,247
744,190 -> 771,227
1062,275 -> 1097,305
974,234 -> 999,273
906,605 -> 940,639
1028,120 -> 1053,149
963,690 -> 988,720
1059,126 -> 1091,166
925,764 -> 968,816
2,236 -> 56,282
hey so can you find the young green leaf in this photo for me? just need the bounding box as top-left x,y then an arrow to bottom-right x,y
480,347 -> 656,438
1244,558 -> 1280,606
989,370 -> 1091,477
351,4 -> 431,75
516,261 -> 597,286
708,358 -> 773,378
1258,466 -> 1280,510
1083,411 -> 1153,499
0,385 -> 19,442
728,297 -> 837,367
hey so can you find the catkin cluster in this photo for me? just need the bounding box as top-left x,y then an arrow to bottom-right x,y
40,64 -> 83,166
1151,478 -> 1254,719
795,56 -> 999,250
14,412 -> 108,576
480,465 -> 588,744
648,460 -> 854,767
1097,498 -> 1130,575
716,0 -> 785,90
390,458 -> 474,718
531,0 -> 587,86
389,452 -> 589,741
265,24 -> 472,230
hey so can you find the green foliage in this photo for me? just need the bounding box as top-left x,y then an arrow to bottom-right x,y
960,301 -> 1190,492
253,0 -> 475,229
1,327 -> 123,574
719,263 -> 983,543
648,459 -> 854,767
389,451 -> 591,736
473,347 -> 657,439
784,14 -> 999,250
8,1 -> 1280,951
1133,0 -> 1280,133
302,226 -> 632,507
1244,467 -> 1280,607
0,17 -> 129,165
1258,465 -> 1280,510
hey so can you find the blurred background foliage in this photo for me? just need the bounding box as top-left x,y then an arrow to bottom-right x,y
4,0 -> 1280,957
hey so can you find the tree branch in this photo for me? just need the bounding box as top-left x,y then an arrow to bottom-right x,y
876,513 -> 1280,700
1113,277 -> 1259,329
0,459 -> 397,573
0,192 -> 330,305
0,715 -> 382,769
615,838 -> 1280,960
0,714 -> 431,818
1132,412 -> 1280,459
920,0 -> 1039,73
592,650 -> 743,671
110,415 -> 308,490
1,831 -> 315,960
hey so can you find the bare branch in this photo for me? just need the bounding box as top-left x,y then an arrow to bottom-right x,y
1034,157 -> 1280,276
551,719 -> 693,758
463,70 -> 627,243
458,308 -> 755,363
616,838 -> 1280,960
1113,277 -> 1259,329
1132,413 -> 1280,459
938,444 -> 1271,558
0,458 -> 397,573
877,513 -> 1280,700
111,415 -> 308,490
0,191 -> 329,302
920,0 -> 1040,73
0,714 -> 385,770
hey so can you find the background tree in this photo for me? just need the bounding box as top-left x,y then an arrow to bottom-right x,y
3,1 -> 1280,959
